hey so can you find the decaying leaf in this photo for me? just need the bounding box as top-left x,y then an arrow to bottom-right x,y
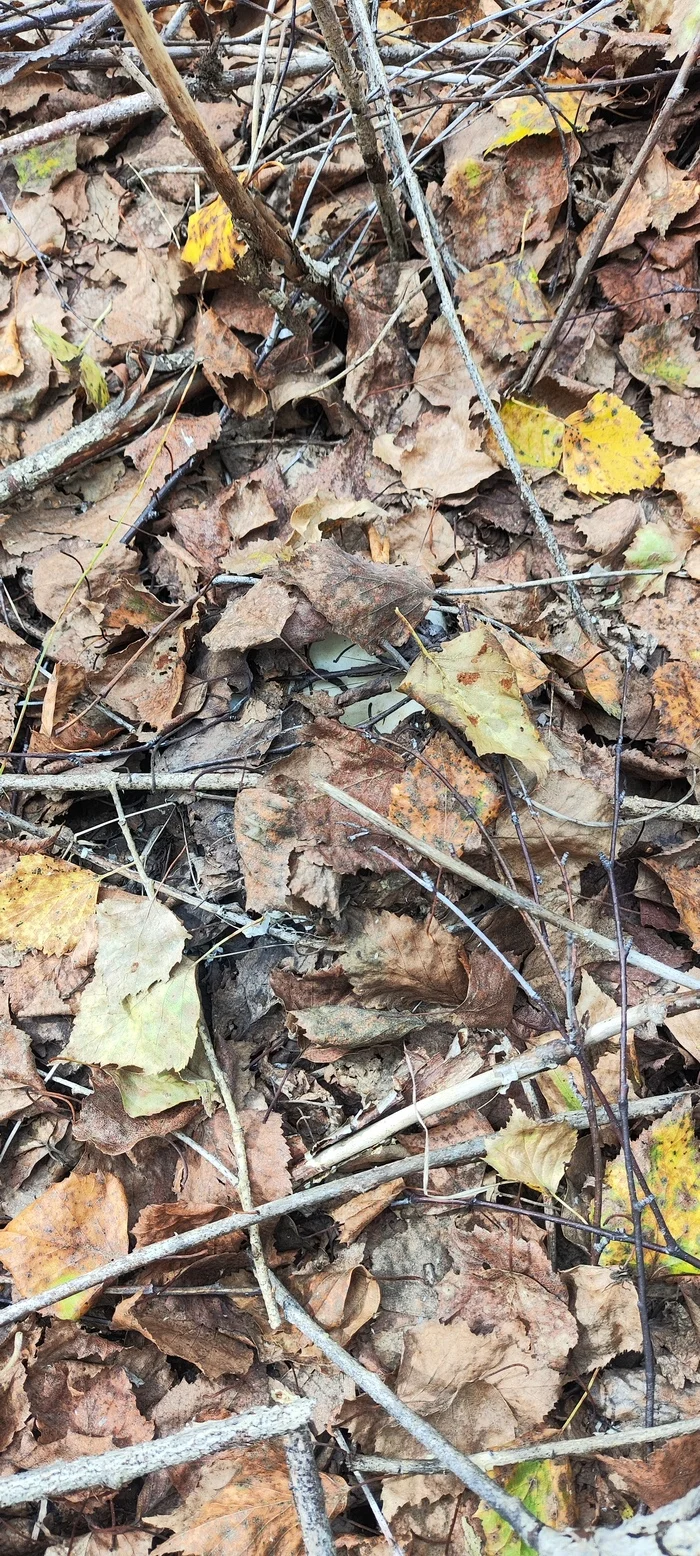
399,625 -> 550,775
279,540 -> 432,652
333,1179 -> 404,1244
0,855 -> 99,955
484,1106 -> 577,1195
564,1265 -> 643,1372
457,257 -> 550,361
653,659 -> 700,755
388,730 -> 501,854
64,956 -> 201,1075
0,1171 -> 128,1319
499,400 -> 564,469
476,1459 -> 575,1556
620,320 -> 700,394
645,846 -> 700,947
182,194 -> 248,272
664,451 -> 700,529
600,1099 -> 700,1273
340,908 -> 469,1007
561,393 -> 661,496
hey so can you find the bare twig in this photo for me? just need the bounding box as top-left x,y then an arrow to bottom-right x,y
108,781 -> 155,898
284,1427 -> 338,1556
519,29 -> 700,392
314,781 -> 700,992
197,1025 -> 281,1329
0,770 -> 254,794
0,1086 -> 691,1330
352,1413 -> 700,1475
0,1401 -> 313,1507
0,92 -> 154,161
342,0 -> 598,641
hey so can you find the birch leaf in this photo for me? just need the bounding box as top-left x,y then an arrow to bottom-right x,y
500,400 -> 564,469
477,1459 -> 575,1556
183,195 -> 248,273
0,1170 -> 128,1320
399,625 -> 549,775
600,1099 -> 700,1273
562,392 -> 661,496
63,958 -> 201,1075
483,1106 -> 577,1194
0,854 -> 98,955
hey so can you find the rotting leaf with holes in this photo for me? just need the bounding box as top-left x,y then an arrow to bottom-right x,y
483,1106 -> 577,1195
0,1170 -> 128,1319
399,624 -> 550,776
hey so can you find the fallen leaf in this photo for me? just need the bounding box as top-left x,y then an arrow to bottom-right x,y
388,730 -> 501,854
194,307 -> 267,416
0,855 -> 98,956
484,1106 -> 577,1194
457,257 -> 550,361
296,1261 -> 381,1346
600,1432 -> 700,1510
0,1171 -> 128,1319
624,517 -> 693,595
90,897 -> 187,1000
182,194 -> 248,272
112,1289 -> 256,1379
333,1180 -> 404,1244
205,579 -> 295,652
79,353 -> 110,411
0,314 -> 23,376
374,404 -> 498,499
600,1098 -> 700,1273
12,135 -> 77,194
476,1459 -> 575,1556
148,1440 -> 346,1556
575,499 -> 642,558
663,451 -> 700,528
487,75 -> 600,150
64,957 -> 201,1075
0,1001 -> 51,1124
499,400 -> 565,469
561,392 -> 661,496
620,319 -> 700,394
646,845 -> 700,946
340,908 -> 469,1007
399,625 -> 550,775
279,540 -> 432,653
0,194 -> 64,264
564,1265 -> 643,1372
287,1005 -> 459,1056
653,659 -> 700,756
665,1007 -> 700,1065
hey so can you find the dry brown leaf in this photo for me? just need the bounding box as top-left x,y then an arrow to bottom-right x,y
332,1180 -> 404,1245
340,908 -> 469,1008
112,1290 -> 257,1379
484,1106 -> 577,1194
148,1440 -> 347,1556
599,1432 -> 700,1512
665,1008 -> 700,1065
0,1001 -> 51,1124
194,308 -> 267,417
0,1170 -> 128,1320
296,1261 -> 381,1346
205,579 -> 295,652
278,540 -> 431,653
0,855 -> 98,956
653,659 -> 700,756
646,846 -> 700,948
374,403 -> 498,499
457,255 -> 550,361
388,730 -> 501,854
564,1265 -> 643,1372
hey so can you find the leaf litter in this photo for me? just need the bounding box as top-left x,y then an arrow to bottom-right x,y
2,2 -> 700,1554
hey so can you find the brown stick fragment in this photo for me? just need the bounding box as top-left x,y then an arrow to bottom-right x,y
110,0 -> 336,301
519,29 -> 700,393
307,0 -> 407,260
0,371 -> 205,508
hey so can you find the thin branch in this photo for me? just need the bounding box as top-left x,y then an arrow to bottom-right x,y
342,0 -> 599,642
314,781 -> 700,992
519,29 -> 700,392
352,1413 -> 700,1475
0,770 -> 253,794
0,91 -> 153,160
109,781 -> 155,898
0,1401 -> 313,1508
284,1427 -> 338,1556
198,1024 -> 281,1329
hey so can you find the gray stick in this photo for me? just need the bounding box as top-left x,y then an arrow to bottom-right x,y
0,1401 -> 312,1508
285,1428 -> 338,1556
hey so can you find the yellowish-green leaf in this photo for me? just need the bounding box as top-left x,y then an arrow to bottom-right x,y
600,1098 -> 700,1274
562,392 -> 661,496
32,319 -> 81,364
500,400 -> 564,470
92,897 -> 187,1002
13,135 -> 77,193
0,854 -> 98,955
486,76 -> 601,152
399,624 -> 549,776
620,320 -> 700,395
483,1105 -> 577,1194
477,1460 -> 575,1556
64,957 -> 201,1075
79,352 -> 109,410
110,1065 -> 216,1118
624,518 -> 692,597
457,258 -> 550,362
182,195 -> 249,273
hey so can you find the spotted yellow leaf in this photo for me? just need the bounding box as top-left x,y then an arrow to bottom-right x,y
399,624 -> 549,776
0,854 -> 99,955
500,400 -> 564,469
483,1105 -> 577,1195
562,392 -> 661,496
183,195 -> 248,273
600,1098 -> 700,1274
486,75 -> 601,152
457,258 -> 550,362
477,1459 -> 575,1556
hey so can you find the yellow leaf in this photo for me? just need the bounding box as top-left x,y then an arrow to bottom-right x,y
399,624 -> 550,776
562,391 -> 661,496
492,628 -> 550,695
110,1065 -> 216,1117
458,259 -> 550,362
477,1459 -> 575,1556
64,957 -> 201,1075
483,1105 -> 577,1194
0,1170 -> 128,1319
600,1099 -> 700,1274
182,195 -> 249,273
0,316 -> 23,377
486,75 -> 601,152
388,728 -> 501,855
32,318 -> 81,364
79,351 -> 110,410
0,854 -> 99,955
500,400 -> 564,469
